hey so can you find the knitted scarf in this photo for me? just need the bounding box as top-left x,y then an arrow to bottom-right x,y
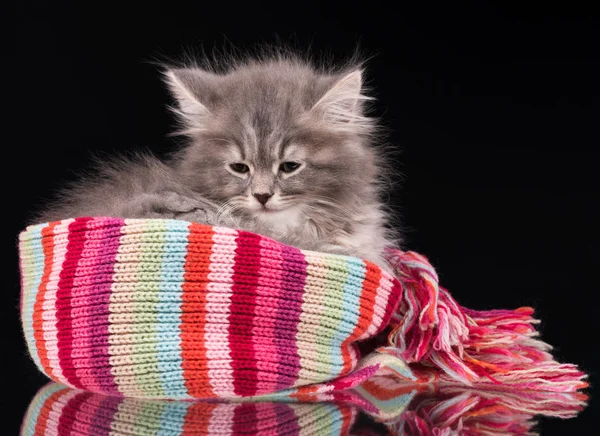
18,217 -> 588,401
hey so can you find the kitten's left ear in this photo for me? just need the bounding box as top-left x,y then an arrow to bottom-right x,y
311,69 -> 372,131
163,68 -> 219,134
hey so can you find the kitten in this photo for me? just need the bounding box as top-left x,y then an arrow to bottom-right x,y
34,54 -> 398,269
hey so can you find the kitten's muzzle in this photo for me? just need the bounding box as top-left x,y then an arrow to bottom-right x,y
253,193 -> 273,205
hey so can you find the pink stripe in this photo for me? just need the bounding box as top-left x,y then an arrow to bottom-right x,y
206,227 -> 237,397
56,218 -> 93,389
380,279 -> 404,333
42,389 -> 79,436
69,391 -> 104,435
53,218 -> 123,393
56,391 -> 93,435
277,243 -> 306,389
65,218 -> 117,392
86,218 -> 123,394
42,221 -> 73,386
230,230 -> 262,396
257,237 -> 283,394
207,403 -> 236,434
254,403 -> 283,434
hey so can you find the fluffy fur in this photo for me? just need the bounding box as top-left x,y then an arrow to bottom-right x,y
34,52 -> 399,269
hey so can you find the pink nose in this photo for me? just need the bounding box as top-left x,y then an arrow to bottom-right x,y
253,193 -> 273,205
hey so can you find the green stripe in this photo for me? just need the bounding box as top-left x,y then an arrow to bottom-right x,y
323,254 -> 350,377
134,220 -> 166,397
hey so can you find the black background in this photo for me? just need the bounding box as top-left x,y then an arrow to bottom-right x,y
6,1 -> 599,434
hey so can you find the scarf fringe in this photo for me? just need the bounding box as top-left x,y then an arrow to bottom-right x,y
385,249 -> 588,393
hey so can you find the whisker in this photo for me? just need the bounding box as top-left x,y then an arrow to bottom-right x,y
305,195 -> 358,217
215,198 -> 244,223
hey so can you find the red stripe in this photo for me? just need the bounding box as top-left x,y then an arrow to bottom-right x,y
32,222 -> 58,380
230,230 -> 262,396
233,403 -> 259,434
290,385 -> 319,402
340,261 -> 382,373
33,388 -> 68,436
378,279 -> 404,333
56,391 -> 93,435
339,404 -> 356,436
360,377 -> 420,399
182,402 -> 218,435
181,223 -> 214,398
56,217 -> 93,389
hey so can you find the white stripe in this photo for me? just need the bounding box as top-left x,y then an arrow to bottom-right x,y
109,230 -> 145,398
205,227 -> 238,397
360,274 -> 394,340
296,252 -> 327,386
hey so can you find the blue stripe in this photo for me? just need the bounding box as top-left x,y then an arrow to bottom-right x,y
326,403 -> 345,436
158,220 -> 190,399
329,256 -> 365,377
21,383 -> 65,436
21,225 -> 45,373
156,400 -> 191,436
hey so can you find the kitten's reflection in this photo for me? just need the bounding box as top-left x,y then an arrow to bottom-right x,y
21,376 -> 586,435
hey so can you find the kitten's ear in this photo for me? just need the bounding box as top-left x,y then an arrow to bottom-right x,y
311,69 -> 372,131
163,68 -> 219,134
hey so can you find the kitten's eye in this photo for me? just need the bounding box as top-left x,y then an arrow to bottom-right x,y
229,163 -> 250,174
279,162 -> 301,173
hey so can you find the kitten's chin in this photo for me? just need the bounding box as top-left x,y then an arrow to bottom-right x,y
254,207 -> 303,231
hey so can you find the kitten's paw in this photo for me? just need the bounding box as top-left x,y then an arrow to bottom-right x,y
318,244 -> 350,255
160,192 -> 206,213
173,209 -> 214,224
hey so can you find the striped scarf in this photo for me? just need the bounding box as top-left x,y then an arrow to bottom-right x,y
19,217 -> 587,401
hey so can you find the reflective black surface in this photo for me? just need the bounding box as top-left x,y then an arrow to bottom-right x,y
17,379 -> 589,435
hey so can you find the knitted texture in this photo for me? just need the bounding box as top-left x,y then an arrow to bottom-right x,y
19,217 -> 402,399
19,217 -> 588,402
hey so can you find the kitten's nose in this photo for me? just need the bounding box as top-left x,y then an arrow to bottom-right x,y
253,193 -> 273,205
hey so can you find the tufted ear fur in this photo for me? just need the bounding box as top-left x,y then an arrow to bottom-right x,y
164,68 -> 221,135
311,69 -> 373,134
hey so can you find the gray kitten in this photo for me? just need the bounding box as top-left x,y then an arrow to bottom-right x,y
34,54 -> 398,269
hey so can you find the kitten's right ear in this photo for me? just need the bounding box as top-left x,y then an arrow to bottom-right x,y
311,69 -> 373,135
163,68 -> 219,134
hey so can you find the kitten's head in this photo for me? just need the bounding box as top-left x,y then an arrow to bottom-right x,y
164,56 -> 381,227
